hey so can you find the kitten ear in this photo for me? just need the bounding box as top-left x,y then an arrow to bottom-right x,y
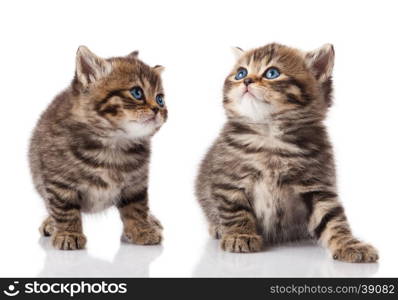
305,44 -> 335,82
153,65 -> 165,74
75,46 -> 112,87
127,50 -> 139,58
231,47 -> 244,60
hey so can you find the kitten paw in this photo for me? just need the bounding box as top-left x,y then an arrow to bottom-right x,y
52,232 -> 87,250
122,226 -> 162,245
39,216 -> 55,237
221,234 -> 263,253
332,242 -> 379,263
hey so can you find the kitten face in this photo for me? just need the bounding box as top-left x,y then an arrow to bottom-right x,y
74,46 -> 167,139
223,43 -> 334,122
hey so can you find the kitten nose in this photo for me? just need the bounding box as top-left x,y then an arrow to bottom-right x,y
244,78 -> 254,86
151,107 -> 159,114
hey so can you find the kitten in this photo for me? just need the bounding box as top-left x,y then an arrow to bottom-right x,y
196,43 -> 378,263
29,46 -> 167,250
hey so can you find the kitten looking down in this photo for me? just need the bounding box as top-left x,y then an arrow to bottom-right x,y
29,46 -> 166,250
196,43 -> 378,263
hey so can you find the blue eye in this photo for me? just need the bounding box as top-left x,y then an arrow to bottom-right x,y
156,94 -> 165,107
264,67 -> 280,79
130,87 -> 144,100
235,68 -> 248,80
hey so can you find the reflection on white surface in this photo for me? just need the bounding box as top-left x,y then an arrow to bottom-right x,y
38,238 -> 163,277
193,239 -> 379,277
38,237 -> 380,277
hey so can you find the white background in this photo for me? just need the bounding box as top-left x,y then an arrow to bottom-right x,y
0,0 -> 397,277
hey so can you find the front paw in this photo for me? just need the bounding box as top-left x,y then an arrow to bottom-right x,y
332,241 -> 379,263
122,226 -> 162,245
221,234 -> 263,253
52,232 -> 87,250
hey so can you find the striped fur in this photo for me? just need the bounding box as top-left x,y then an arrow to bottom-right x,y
196,43 -> 378,262
30,46 -> 166,250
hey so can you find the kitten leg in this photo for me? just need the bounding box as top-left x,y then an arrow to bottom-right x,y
213,184 -> 263,253
117,188 -> 162,245
45,184 -> 86,250
305,190 -> 378,263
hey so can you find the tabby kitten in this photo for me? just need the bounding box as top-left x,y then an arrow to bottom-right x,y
196,43 -> 378,263
29,46 -> 167,250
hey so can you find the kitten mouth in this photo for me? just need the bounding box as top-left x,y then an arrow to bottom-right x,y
142,115 -> 163,126
143,117 -> 155,123
128,116 -> 156,125
138,115 -> 157,124
243,87 -> 271,104
243,87 -> 255,97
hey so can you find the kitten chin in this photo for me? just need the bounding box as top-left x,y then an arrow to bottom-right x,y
231,93 -> 272,123
120,119 -> 162,140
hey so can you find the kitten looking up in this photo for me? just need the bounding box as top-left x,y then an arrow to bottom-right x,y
30,46 -> 166,250
196,43 -> 378,263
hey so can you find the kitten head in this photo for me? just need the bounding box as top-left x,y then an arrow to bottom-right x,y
223,43 -> 334,123
72,46 -> 167,140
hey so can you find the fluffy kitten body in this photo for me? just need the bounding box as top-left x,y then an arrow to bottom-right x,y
196,43 -> 378,263
29,46 -> 167,250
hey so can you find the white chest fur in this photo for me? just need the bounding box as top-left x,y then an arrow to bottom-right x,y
252,180 -> 276,230
252,174 -> 309,241
79,169 -> 124,213
81,185 -> 121,213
